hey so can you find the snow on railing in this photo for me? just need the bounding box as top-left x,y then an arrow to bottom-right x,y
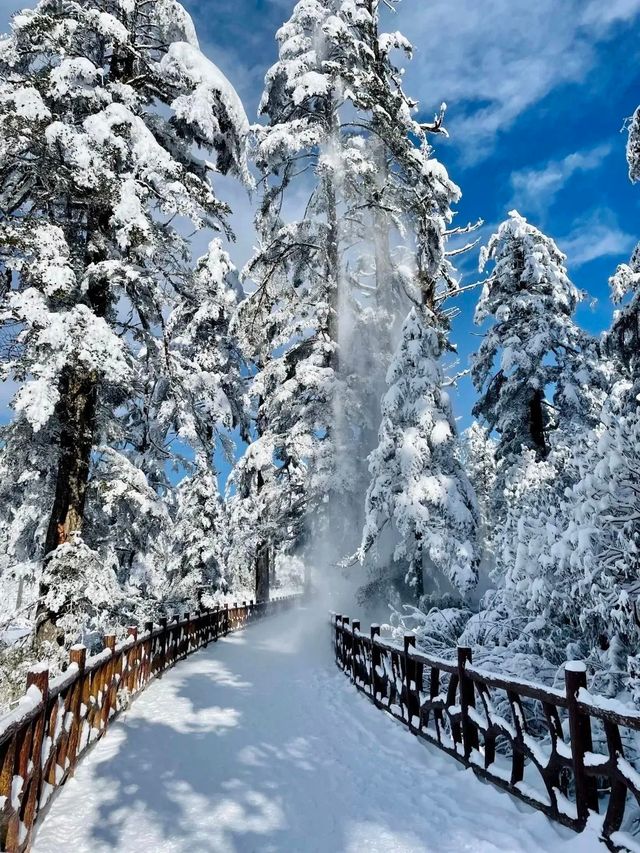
0,596 -> 301,853
330,611 -> 640,852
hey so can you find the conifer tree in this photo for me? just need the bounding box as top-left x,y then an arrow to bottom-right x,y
234,0 -> 467,594
473,211 -> 601,469
0,0 -> 250,643
232,0 -> 343,596
608,104 -> 640,402
359,307 -> 479,598
168,465 -> 228,608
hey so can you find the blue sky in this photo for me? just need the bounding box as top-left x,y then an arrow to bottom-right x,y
1,0 -> 639,434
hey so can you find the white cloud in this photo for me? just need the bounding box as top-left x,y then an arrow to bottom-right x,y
392,0 -> 640,157
509,143 -> 612,214
559,209 -> 636,267
581,0 -> 640,26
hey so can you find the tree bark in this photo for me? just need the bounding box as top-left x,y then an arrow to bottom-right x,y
43,369 -> 98,556
255,539 -> 270,603
529,388 -> 548,459
37,211 -> 110,645
324,94 -> 340,369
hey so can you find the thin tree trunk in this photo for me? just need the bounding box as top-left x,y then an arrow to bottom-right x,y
255,539 -> 270,603
324,94 -> 340,369
529,388 -> 548,459
373,145 -> 392,315
254,467 -> 270,602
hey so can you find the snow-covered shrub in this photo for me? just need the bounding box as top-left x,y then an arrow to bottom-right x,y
38,539 -> 123,648
386,602 -> 472,657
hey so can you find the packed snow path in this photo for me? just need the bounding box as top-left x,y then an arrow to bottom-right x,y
33,606 -> 605,852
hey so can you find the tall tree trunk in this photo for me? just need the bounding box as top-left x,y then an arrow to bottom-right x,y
37,211 -> 110,645
43,369 -> 98,555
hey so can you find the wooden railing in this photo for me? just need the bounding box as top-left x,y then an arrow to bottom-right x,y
0,596 -> 300,852
331,612 -> 640,851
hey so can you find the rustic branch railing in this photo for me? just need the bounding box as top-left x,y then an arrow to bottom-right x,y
331,612 -> 640,852
0,596 -> 300,852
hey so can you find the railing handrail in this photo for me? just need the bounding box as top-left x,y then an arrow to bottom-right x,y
0,594 -> 302,852
330,611 -> 640,851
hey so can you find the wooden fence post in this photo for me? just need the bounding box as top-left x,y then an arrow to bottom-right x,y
351,620 -> 360,684
126,627 -> 138,693
404,634 -> 417,728
183,613 -> 190,659
214,604 -> 220,641
101,635 -> 117,731
342,616 -> 350,671
67,645 -> 86,775
457,646 -> 478,759
203,610 -> 210,647
143,622 -> 153,683
371,624 -> 381,704
159,617 -> 168,674
565,662 -> 598,827
1,735 -> 17,851
21,666 -> 49,845
334,614 -> 342,664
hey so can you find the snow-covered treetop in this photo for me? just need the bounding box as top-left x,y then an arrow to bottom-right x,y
626,106 -> 640,184
261,0 -> 339,109
473,210 -> 598,459
0,0 -> 251,434
0,0 -> 250,189
608,104 -> 640,394
476,211 -> 580,323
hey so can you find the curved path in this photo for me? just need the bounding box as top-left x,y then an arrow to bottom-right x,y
33,606 -> 604,852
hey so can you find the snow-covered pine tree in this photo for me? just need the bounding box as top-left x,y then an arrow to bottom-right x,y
472,211 -> 602,471
514,104 -> 640,694
226,436 -> 307,600
537,410 -> 640,693
328,0 -> 463,536
468,118 -> 640,693
88,447 -> 172,595
168,463 -> 228,609
165,240 -> 249,463
232,0 -> 346,596
234,0 -> 469,595
92,240 -> 248,600
0,0 -> 250,643
358,305 -> 479,600
608,103 -> 640,402
467,212 -> 610,666
330,0 -> 482,607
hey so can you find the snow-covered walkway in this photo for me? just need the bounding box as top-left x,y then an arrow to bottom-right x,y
33,606 -> 605,852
